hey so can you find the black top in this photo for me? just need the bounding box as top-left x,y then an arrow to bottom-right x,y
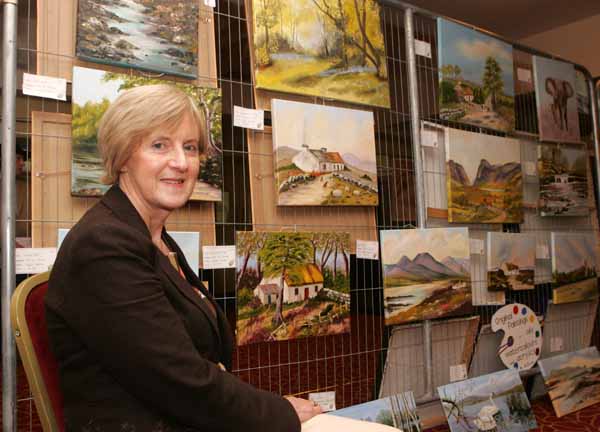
45,185 -> 300,432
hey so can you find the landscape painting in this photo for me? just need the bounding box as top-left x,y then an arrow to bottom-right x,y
72,66 -> 222,201
533,56 -> 580,143
330,392 -> 421,431
437,18 -> 515,132
76,0 -> 198,78
272,99 -> 378,206
236,231 -> 351,344
487,233 -> 535,291
250,0 -> 390,107
538,144 -> 588,217
446,128 -> 523,223
438,369 -> 537,432
551,232 -> 598,304
538,347 -> 600,418
381,228 -> 472,326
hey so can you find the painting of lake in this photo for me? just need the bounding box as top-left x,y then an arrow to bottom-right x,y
76,0 -> 198,78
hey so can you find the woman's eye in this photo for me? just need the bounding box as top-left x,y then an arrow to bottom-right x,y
151,141 -> 165,150
184,143 -> 199,154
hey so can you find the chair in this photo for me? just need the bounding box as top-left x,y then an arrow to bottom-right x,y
10,271 -> 64,431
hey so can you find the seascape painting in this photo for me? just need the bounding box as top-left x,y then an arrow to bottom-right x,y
71,66 -> 222,201
551,232 -> 598,304
446,128 -> 523,223
538,144 -> 588,217
76,0 -> 198,78
487,233 -> 535,291
272,99 -> 378,206
330,392 -> 421,431
438,369 -> 537,432
437,18 -> 515,132
250,0 -> 390,107
235,231 -> 351,344
533,56 -> 580,143
381,228 -> 472,326
538,347 -> 600,418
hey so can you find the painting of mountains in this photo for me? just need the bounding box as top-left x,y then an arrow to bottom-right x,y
438,369 -> 537,432
487,233 -> 535,291
272,99 -> 378,206
538,347 -> 600,418
381,228 -> 472,326
538,144 -> 588,217
551,232 -> 598,304
438,18 -> 515,132
446,128 -> 523,223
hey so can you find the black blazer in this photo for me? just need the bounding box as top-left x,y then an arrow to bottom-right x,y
45,185 -> 300,432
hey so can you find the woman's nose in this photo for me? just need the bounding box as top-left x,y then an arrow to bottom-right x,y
169,146 -> 188,171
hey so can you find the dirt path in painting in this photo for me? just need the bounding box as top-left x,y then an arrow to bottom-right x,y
462,110 -> 510,131
278,174 -> 333,205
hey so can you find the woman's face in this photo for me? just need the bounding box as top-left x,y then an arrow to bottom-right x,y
120,112 -> 201,221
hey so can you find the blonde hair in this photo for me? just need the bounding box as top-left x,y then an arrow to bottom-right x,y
97,84 -> 206,184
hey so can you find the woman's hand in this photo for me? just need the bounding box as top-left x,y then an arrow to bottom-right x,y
284,396 -> 322,423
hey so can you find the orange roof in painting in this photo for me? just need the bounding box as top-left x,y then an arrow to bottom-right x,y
284,263 -> 324,287
324,152 -> 344,164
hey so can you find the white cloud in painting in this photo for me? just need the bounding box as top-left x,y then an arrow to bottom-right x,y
457,38 -> 512,63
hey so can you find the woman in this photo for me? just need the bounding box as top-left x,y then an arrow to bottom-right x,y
45,85 -> 321,431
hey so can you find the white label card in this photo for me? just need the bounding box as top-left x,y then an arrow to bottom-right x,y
16,248 -> 57,274
202,245 -> 236,269
356,240 -> 379,260
309,391 -> 336,412
23,73 -> 67,101
414,39 -> 432,58
449,364 -> 468,382
536,244 -> 550,259
550,337 -> 564,353
233,106 -> 264,130
524,161 -> 537,176
470,239 -> 484,255
204,0 -> 216,7
421,128 -> 439,148
517,67 -> 532,84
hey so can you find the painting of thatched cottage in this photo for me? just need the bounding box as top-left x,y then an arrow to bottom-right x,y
236,231 -> 351,344
487,233 -> 535,291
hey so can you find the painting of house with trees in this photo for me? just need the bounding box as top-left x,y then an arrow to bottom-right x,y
236,231 -> 351,344
437,18 -> 515,132
250,0 -> 390,107
71,66 -> 222,201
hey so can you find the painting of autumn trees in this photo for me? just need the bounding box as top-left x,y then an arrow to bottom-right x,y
250,0 -> 390,107
236,231 -> 351,344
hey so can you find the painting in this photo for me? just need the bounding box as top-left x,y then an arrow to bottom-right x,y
235,231 -> 351,344
250,0 -> 390,107
533,56 -> 580,143
575,70 -> 590,115
551,232 -> 598,304
272,99 -> 378,206
437,18 -> 515,132
71,66 -> 222,201
538,144 -> 588,217
76,0 -> 198,78
381,228 -> 472,326
487,233 -> 535,291
538,347 -> 600,418
446,128 -> 523,223
438,369 -> 537,432
330,392 -> 421,431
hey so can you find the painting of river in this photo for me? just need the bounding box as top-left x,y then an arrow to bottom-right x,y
438,369 -> 537,432
76,0 -> 198,78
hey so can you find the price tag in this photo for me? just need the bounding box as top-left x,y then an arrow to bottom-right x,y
550,337 -> 564,353
356,240 -> 379,260
470,238 -> 484,255
414,39 -> 432,58
202,245 -> 236,269
536,244 -> 550,259
16,248 -> 57,274
233,106 -> 264,130
517,67 -> 532,84
23,73 -> 67,101
449,364 -> 468,382
421,128 -> 439,148
204,0 -> 216,7
309,391 -> 336,412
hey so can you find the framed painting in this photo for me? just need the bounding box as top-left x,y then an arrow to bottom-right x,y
249,0 -> 390,108
272,99 -> 378,206
533,56 -> 580,143
71,66 -> 222,201
381,227 -> 472,326
487,233 -> 535,291
76,0 -> 199,79
437,18 -> 515,133
235,231 -> 351,344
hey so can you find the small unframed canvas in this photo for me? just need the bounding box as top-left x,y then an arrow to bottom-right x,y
72,66 -> 222,201
538,347 -> 600,418
538,144 -> 588,217
446,128 -> 523,223
236,231 -> 351,344
250,0 -> 390,107
381,228 -> 472,326
272,99 -> 378,206
487,233 -> 535,291
551,232 -> 598,304
533,56 -> 580,143
437,18 -> 515,132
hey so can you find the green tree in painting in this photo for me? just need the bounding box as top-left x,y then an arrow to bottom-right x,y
258,233 -> 312,326
255,0 -> 279,56
375,409 -> 395,426
72,99 -> 110,148
482,56 -> 503,110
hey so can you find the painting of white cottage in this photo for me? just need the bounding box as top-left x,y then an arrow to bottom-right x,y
271,99 -> 378,206
236,231 -> 351,344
